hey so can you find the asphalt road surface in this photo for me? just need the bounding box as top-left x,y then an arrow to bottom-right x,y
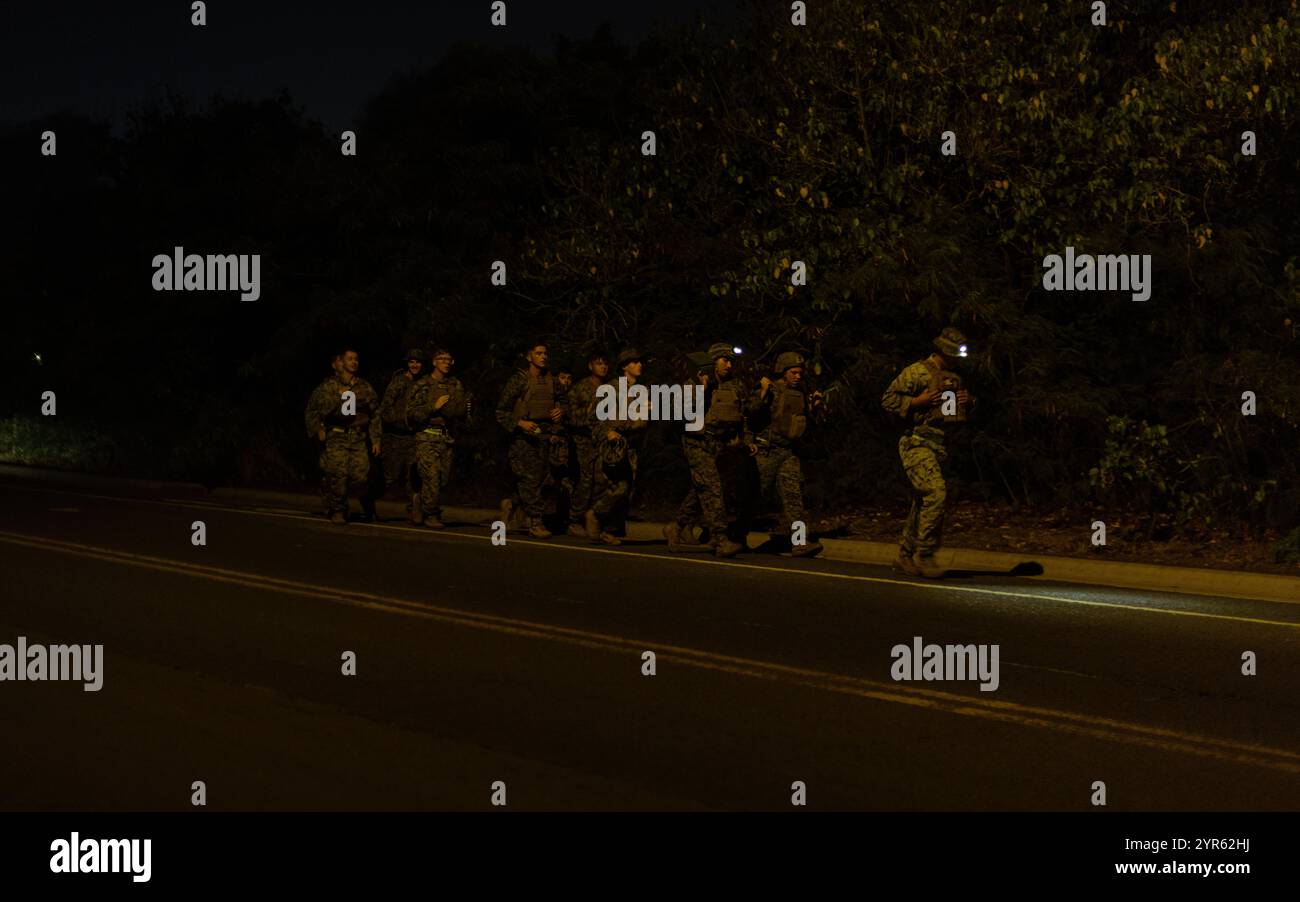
1,474 -> 1298,811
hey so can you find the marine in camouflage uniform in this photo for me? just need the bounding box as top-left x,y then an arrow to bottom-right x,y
304,348 -> 382,524
587,348 -> 650,546
751,352 -> 824,558
564,351 -> 610,538
880,327 -> 975,578
368,348 -> 428,522
549,361 -> 575,523
668,342 -> 747,558
495,342 -> 564,538
406,349 -> 468,529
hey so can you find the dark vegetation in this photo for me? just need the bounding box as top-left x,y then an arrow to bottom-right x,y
2,0 -> 1297,554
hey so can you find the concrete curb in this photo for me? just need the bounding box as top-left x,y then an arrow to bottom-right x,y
205,485 -> 1300,605
814,537 -> 1300,605
2,464 -> 1295,604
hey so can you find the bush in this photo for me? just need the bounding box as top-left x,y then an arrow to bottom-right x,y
0,417 -> 120,472
1273,527 -> 1300,565
1088,416 -> 1211,536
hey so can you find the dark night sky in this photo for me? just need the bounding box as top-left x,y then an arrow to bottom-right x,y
2,0 -> 738,131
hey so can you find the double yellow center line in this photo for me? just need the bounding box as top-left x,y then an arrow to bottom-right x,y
2,528 -> 1298,775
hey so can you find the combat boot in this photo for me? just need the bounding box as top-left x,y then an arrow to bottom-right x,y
510,503 -> 528,532
329,511 -> 347,525
409,494 -> 423,525
566,521 -> 589,538
915,553 -> 946,579
528,518 -> 552,539
893,550 -> 921,576
712,535 -> 744,558
663,522 -> 698,550
499,498 -> 514,531
791,540 -> 824,558
423,516 -> 444,530
582,511 -> 618,545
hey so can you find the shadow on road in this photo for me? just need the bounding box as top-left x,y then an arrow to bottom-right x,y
945,561 -> 1045,579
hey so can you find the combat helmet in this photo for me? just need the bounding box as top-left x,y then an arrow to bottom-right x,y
707,342 -> 737,361
616,347 -> 645,369
932,328 -> 969,359
773,352 -> 805,375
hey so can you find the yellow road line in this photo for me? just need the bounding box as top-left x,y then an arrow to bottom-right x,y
2,529 -> 1298,775
7,484 -> 1300,629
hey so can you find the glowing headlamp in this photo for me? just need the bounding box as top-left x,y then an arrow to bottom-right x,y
957,344 -> 968,358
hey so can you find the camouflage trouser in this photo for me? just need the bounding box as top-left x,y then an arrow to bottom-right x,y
548,435 -> 573,523
415,432 -> 454,518
320,428 -> 369,515
898,434 -> 948,556
756,444 -> 805,529
676,434 -> 728,533
592,443 -> 638,519
508,434 -> 551,519
377,433 -> 419,495
568,436 -> 598,523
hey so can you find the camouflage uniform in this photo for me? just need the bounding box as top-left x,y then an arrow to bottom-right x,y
565,375 -> 603,527
675,374 -> 750,536
549,375 -> 574,520
881,359 -> 969,557
752,378 -> 810,529
496,369 -> 561,523
590,386 -> 648,524
305,374 -> 381,517
407,372 -> 468,521
375,368 -> 423,498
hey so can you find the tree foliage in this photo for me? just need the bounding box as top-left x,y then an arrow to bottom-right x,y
3,1 -> 1297,527
519,0 -> 1300,525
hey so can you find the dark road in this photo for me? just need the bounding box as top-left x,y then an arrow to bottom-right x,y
2,475 -> 1298,811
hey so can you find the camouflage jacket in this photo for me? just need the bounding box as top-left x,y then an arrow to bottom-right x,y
566,376 -> 603,437
305,374 -> 381,443
591,378 -> 649,446
882,359 -> 951,446
406,374 -> 468,431
379,370 -> 422,433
